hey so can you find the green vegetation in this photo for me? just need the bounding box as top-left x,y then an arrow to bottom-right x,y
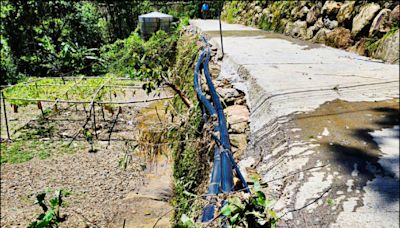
327,198 -> 336,207
28,189 -> 68,228
258,1 -> 297,33
1,0 -> 223,85
0,119 -> 84,164
98,30 -> 178,91
366,27 -> 399,54
169,107 -> 211,223
2,76 -> 131,107
179,178 -> 278,227
158,33 -> 212,223
219,178 -> 277,228
222,1 -> 244,23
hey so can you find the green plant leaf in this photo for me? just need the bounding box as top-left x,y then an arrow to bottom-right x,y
35,192 -> 48,212
220,204 -> 232,217
230,213 -> 240,224
327,198 -> 335,207
180,214 -> 194,226
268,209 -> 278,219
230,197 -> 245,210
49,197 -> 59,208
256,191 -> 266,206
35,209 -> 55,228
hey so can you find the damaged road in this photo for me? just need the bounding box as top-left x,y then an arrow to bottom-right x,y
254,99 -> 399,227
191,19 -> 399,227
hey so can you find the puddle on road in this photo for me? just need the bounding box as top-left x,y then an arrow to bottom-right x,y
277,99 -> 400,226
295,99 -> 399,160
294,99 -> 399,206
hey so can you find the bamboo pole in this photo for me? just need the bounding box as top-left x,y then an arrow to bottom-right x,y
6,84 -> 147,89
2,96 -> 174,104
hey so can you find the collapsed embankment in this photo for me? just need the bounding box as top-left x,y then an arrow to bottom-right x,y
167,29 -> 255,225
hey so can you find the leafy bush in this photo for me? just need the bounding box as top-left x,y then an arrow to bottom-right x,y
98,28 -> 179,92
221,1 -> 243,23
1,34 -> 21,84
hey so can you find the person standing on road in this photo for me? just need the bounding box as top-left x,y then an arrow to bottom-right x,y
201,2 -> 209,19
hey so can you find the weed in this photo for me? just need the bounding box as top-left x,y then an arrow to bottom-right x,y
179,177 -> 278,227
366,27 -> 398,54
118,143 -> 135,170
83,128 -> 95,152
327,198 -> 336,207
1,138 -> 82,164
28,189 -> 68,228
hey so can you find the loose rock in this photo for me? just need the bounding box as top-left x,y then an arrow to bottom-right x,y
337,1 -> 356,24
372,30 -> 400,64
352,3 -> 381,37
225,105 -> 249,134
284,21 -> 295,36
315,17 -> 325,29
291,20 -> 308,38
369,9 -> 392,37
326,27 -> 353,48
312,28 -> 332,43
295,6 -> 309,20
217,87 -> 240,104
230,134 -> 247,151
391,5 -> 400,24
306,25 -> 321,38
306,5 -> 321,25
324,17 -> 339,29
321,1 -> 342,18
347,38 -> 369,56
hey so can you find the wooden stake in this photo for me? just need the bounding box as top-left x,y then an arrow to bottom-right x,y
107,106 -> 122,147
99,103 -> 105,121
1,92 -> 11,140
92,102 -> 98,139
37,101 -> 45,118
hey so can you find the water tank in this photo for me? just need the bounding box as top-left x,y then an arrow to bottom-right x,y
138,12 -> 173,39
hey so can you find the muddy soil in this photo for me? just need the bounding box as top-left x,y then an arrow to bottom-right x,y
253,99 -> 399,227
0,87 -> 174,227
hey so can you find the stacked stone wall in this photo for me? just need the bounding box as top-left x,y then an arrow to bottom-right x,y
221,1 -> 399,63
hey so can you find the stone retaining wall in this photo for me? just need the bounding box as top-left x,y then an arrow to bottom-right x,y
221,1 -> 399,63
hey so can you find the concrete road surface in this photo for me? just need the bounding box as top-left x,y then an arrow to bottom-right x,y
191,19 -> 399,227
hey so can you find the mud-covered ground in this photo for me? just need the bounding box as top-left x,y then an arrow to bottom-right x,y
249,99 -> 399,227
0,88 -> 173,227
